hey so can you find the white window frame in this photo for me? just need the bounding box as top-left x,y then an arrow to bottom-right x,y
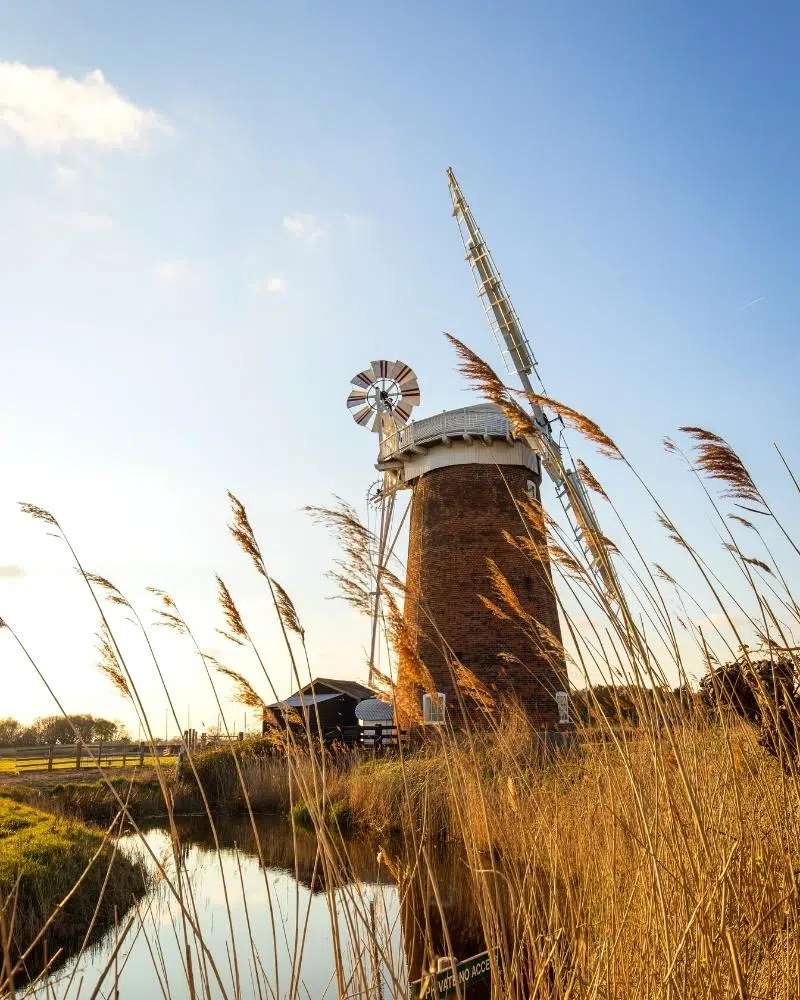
422,692 -> 446,725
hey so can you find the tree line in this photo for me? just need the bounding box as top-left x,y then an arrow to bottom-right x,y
572,653 -> 799,768
0,715 -> 130,747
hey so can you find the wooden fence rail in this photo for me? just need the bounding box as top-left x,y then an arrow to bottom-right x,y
0,742 -> 182,773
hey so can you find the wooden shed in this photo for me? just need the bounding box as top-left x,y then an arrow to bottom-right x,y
263,677 -> 376,742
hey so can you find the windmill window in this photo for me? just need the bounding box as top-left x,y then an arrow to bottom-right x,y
422,692 -> 446,725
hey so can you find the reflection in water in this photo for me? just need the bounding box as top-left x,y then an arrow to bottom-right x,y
25,815 -> 512,999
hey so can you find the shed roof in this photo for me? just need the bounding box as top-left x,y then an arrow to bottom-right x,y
301,677 -> 376,701
269,692 -> 342,710
355,698 -> 394,723
266,677 -> 376,712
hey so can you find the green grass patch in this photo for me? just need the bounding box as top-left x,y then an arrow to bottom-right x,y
0,795 -> 147,983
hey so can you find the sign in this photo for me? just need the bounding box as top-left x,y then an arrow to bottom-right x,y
556,690 -> 570,725
408,949 -> 498,999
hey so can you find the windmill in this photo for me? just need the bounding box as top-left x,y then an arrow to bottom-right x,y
347,353 -> 568,723
446,167 -> 626,609
347,361 -> 420,687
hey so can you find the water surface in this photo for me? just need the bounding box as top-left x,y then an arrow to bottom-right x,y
25,815 -> 489,1000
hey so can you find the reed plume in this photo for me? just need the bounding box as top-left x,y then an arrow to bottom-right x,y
383,591 -> 434,694
270,578 -> 305,639
446,334 -> 543,445
145,587 -> 189,634
548,542 -> 585,578
227,491 -> 268,578
486,558 -> 533,623
209,661 -> 267,711
577,459 -> 610,501
85,572 -> 130,608
477,594 -> 512,621
96,627 -> 130,698
680,426 -> 764,506
525,391 -> 623,460
444,332 -> 510,410
146,586 -> 177,609
215,575 -> 248,646
18,503 -> 57,526
305,500 -> 378,613
657,512 -> 690,550
723,544 -> 773,575
455,662 -> 496,713
153,608 -> 188,634
653,563 -> 677,585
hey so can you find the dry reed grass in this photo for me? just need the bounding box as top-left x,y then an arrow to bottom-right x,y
5,342 -> 800,998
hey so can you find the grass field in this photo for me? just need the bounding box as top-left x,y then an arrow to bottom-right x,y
0,755 -> 178,776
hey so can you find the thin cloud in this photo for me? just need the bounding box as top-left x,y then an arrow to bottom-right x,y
53,162 -> 78,185
248,275 -> 288,297
0,62 -> 172,151
342,212 -> 372,237
155,259 -> 194,286
0,565 -> 24,579
72,210 -> 113,232
282,213 -> 326,245
736,296 -> 764,312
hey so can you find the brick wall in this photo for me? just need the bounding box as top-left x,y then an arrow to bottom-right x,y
399,462 -> 567,725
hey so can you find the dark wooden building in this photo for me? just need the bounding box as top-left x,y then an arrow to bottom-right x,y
264,677 -> 376,742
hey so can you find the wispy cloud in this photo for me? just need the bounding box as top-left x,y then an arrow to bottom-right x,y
248,275 -> 288,297
72,210 -> 113,232
282,213 -> 326,245
736,295 -> 764,312
0,63 -> 172,151
0,565 -> 24,579
155,259 -> 194,286
53,162 -> 79,185
342,212 -> 372,237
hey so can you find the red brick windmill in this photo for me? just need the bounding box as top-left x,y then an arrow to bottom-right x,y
347,173 -> 627,727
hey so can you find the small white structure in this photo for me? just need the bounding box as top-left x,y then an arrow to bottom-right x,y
355,698 -> 394,747
355,698 -> 394,725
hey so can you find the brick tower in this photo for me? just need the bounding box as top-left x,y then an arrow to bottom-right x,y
379,403 -> 568,725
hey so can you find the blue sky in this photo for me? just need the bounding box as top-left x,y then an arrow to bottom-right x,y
1,2 -> 798,731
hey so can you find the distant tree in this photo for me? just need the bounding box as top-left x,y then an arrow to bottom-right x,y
700,654 -> 799,768
28,714 -> 129,745
93,718 -> 128,742
0,715 -> 132,746
0,718 -> 22,746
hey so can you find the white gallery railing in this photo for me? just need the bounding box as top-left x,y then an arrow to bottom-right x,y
380,407 -> 511,461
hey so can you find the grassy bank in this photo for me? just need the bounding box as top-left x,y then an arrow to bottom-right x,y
0,796 -> 146,987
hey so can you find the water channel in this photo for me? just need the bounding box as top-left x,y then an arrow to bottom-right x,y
24,815 -> 492,1000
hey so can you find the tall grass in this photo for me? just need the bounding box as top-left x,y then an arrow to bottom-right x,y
3,339 -> 800,997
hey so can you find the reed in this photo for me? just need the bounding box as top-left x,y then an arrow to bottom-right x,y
3,342 -> 800,998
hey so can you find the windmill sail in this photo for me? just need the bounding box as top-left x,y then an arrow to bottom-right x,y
446,167 -> 624,604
